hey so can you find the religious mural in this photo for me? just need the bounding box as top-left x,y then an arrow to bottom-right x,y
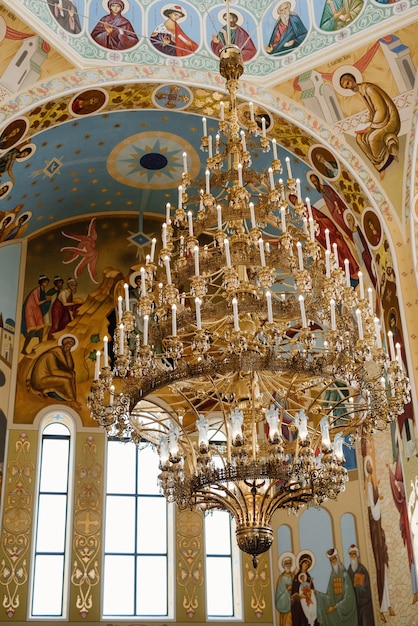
1,0 -> 418,621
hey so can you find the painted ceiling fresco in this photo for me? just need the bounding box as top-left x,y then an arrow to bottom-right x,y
10,0 -> 418,78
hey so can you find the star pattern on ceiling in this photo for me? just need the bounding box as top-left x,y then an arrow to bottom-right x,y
107,131 -> 200,189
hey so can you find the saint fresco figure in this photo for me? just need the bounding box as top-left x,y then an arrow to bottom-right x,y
90,0 -> 139,50
27,334 -> 79,404
290,552 -> 319,625
339,72 -> 400,177
150,4 -> 198,57
48,0 -> 82,34
321,548 -> 358,625
21,274 -> 51,355
266,1 -> 307,56
319,0 -> 364,32
275,552 -> 295,626
347,544 -> 375,626
211,10 -> 256,62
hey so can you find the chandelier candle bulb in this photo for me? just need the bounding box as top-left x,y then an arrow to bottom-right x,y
140,267 -> 146,297
296,241 -> 304,270
202,116 -> 207,136
356,309 -> 363,340
396,343 -> 402,364
272,137 -> 278,161
217,204 -> 223,230
330,298 -> 336,331
302,216 -> 308,234
188,211 -> 194,237
194,245 -> 200,276
374,317 -> 382,348
238,163 -> 243,187
143,315 -> 149,346
195,297 -> 202,330
344,259 -> 350,287
124,283 -> 130,312
220,101 -> 224,121
224,239 -> 231,267
119,324 -> 125,354
178,185 -> 183,210
249,201 -> 256,228
259,238 -> 266,266
296,178 -> 301,202
306,197 -> 313,220
166,203 -> 171,224
249,101 -> 254,122
266,290 -> 273,323
164,256 -> 172,284
268,167 -> 275,191
325,249 -> 331,277
94,350 -> 101,380
150,238 -> 156,263
358,271 -> 364,299
285,156 -> 292,179
299,295 -> 307,328
103,336 -> 109,368
232,297 -> 239,331
162,223 -> 167,248
388,330 -> 395,361
208,135 -> 213,159
182,152 -> 188,174
368,287 -> 373,312
117,296 -> 123,323
325,228 -> 331,252
205,169 -> 210,194
261,116 -> 266,138
172,304 -> 177,336
333,242 -> 338,265
281,206 -> 287,232
309,217 -> 315,241
240,130 -> 247,152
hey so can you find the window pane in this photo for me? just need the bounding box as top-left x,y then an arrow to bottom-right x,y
103,555 -> 135,615
32,554 -> 64,616
39,439 -> 69,492
136,556 -> 167,615
107,440 -> 136,494
138,445 -> 160,494
205,510 -> 231,554
105,495 -> 135,553
43,423 -> 69,436
206,557 -> 233,616
36,494 -> 67,552
137,497 -> 166,553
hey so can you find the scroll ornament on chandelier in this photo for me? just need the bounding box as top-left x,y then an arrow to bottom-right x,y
88,44 -> 410,566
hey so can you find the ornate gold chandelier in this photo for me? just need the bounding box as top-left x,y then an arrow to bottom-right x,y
88,44 -> 410,566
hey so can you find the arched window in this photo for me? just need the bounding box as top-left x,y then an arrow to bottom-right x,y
102,438 -> 173,618
30,413 -> 75,618
204,510 -> 242,618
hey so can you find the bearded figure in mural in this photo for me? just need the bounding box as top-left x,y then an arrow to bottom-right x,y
339,73 -> 400,178
27,334 -> 79,405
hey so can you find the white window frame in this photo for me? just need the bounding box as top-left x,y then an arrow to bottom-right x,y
102,437 -> 174,620
204,510 -> 242,621
29,410 -> 75,620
